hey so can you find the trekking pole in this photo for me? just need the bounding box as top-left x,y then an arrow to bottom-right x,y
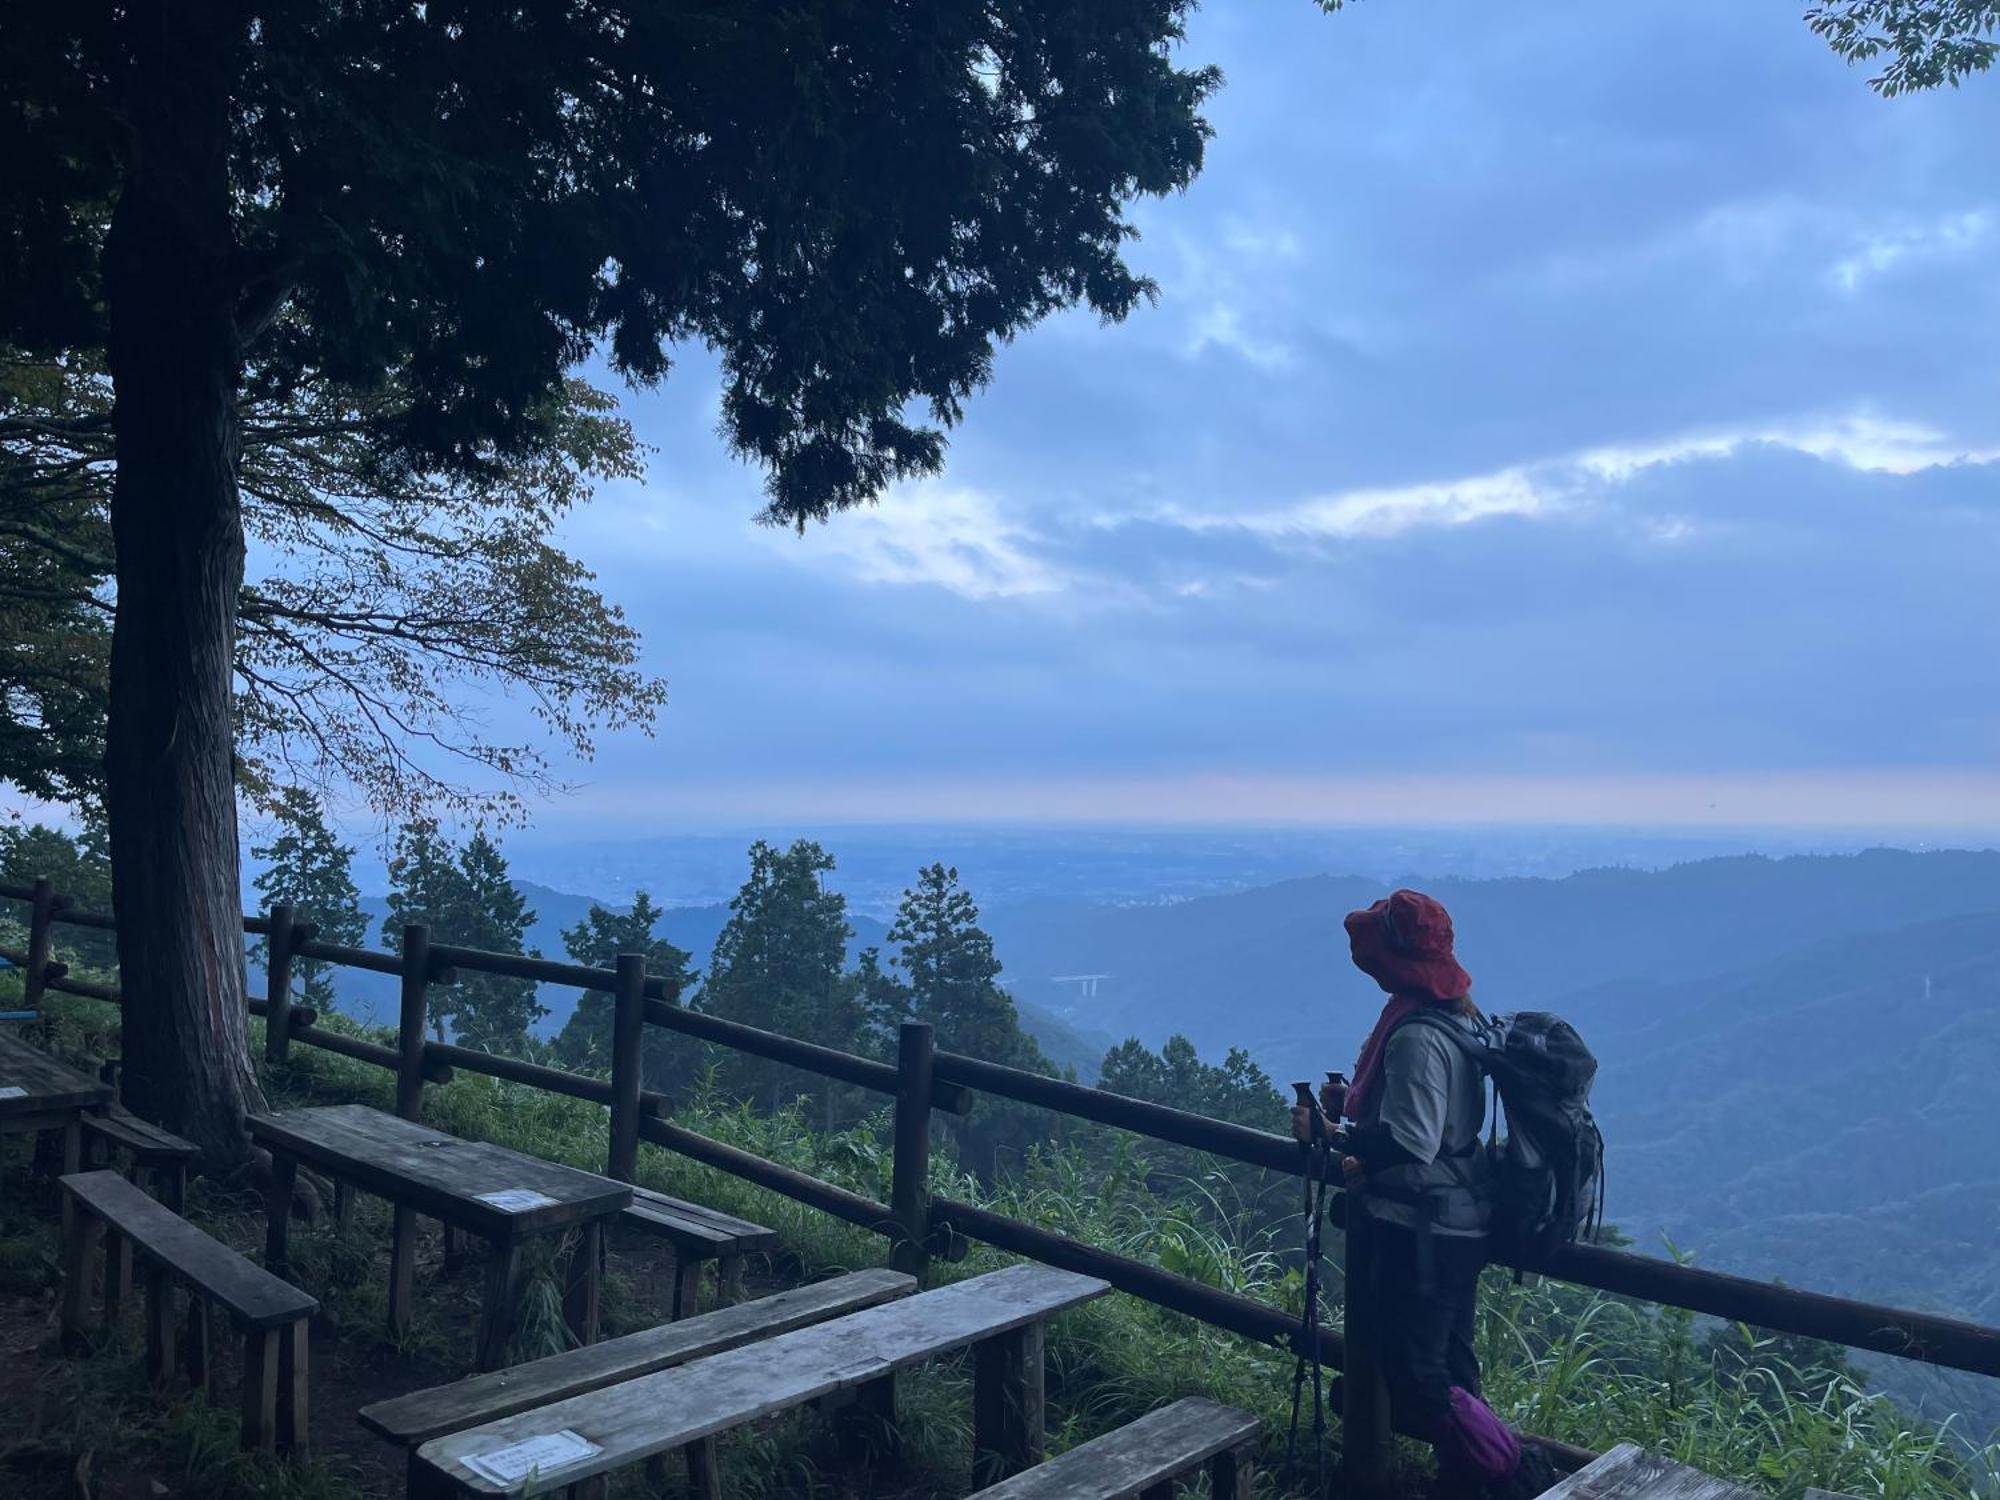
1287,1080 -> 1332,1479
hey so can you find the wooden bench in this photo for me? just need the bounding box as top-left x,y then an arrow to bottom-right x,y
1538,1442 -> 1760,1498
964,1398 -> 1258,1499
81,1103 -> 198,1211
60,1170 -> 318,1453
359,1268 -> 914,1494
620,1183 -> 779,1317
411,1263 -> 1111,1497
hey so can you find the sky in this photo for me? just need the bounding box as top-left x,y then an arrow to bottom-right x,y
530,1 -> 2000,832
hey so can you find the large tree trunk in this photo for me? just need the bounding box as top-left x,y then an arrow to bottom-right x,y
102,2 -> 265,1161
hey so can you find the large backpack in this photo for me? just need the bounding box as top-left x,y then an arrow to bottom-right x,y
1402,1010 -> 1605,1261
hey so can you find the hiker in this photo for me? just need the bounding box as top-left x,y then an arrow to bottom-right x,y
1291,888 -> 1538,1499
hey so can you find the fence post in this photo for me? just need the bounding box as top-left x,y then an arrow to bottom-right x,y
606,953 -> 646,1181
1341,1205 -> 1394,1499
890,1020 -> 935,1279
23,877 -> 59,1012
263,904 -> 297,1066
394,924 -> 432,1121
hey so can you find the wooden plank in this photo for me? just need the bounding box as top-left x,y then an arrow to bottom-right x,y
0,1032 -> 112,1116
415,1265 -> 1109,1495
60,1171 -> 317,1328
359,1269 -> 917,1446
1534,1444 -> 1759,1500
81,1106 -> 197,1162
246,1105 -> 629,1238
952,1408 -> 1248,1500
622,1186 -> 778,1253
973,1321 -> 1045,1485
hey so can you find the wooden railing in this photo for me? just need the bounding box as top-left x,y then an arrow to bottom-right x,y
6,874 -> 1999,1495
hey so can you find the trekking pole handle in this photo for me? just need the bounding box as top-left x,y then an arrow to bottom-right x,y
1291,1081 -> 1325,1147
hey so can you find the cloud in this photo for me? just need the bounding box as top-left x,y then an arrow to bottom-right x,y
765,482 -> 1064,601
1829,210 -> 1992,294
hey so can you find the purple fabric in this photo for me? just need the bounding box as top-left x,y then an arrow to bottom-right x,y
1439,1387 -> 1521,1483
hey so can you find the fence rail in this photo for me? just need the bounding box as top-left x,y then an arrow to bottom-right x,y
5,873 -> 1998,1496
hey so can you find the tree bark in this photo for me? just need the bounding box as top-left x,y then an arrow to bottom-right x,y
103,1 -> 265,1161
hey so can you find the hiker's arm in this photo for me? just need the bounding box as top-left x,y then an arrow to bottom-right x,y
1369,1028 -> 1451,1166
1340,1122 -> 1422,1170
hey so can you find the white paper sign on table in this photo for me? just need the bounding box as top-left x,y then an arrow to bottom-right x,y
475,1187 -> 559,1213
0,1086 -> 26,1100
461,1429 -> 601,1486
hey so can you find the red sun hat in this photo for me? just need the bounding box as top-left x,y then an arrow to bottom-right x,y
1343,888 -> 1472,1002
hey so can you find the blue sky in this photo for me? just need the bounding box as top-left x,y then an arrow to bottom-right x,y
541,0 -> 2000,832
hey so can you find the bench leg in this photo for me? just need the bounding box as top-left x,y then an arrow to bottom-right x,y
144,1267 -> 178,1388
684,1438 -> 722,1500
264,1151 -> 298,1278
836,1372 -> 898,1466
972,1321 -> 1045,1486
670,1254 -> 705,1321
1209,1443 -> 1254,1500
563,1221 -> 602,1347
442,1222 -> 468,1275
476,1241 -> 524,1371
389,1204 -> 420,1340
160,1163 -> 187,1215
332,1179 -> 353,1232
183,1295 -> 212,1401
277,1315 -> 309,1455
407,1450 -> 465,1500
60,1209 -> 104,1351
103,1227 -> 133,1328
240,1326 -> 279,1451
718,1254 -> 745,1306
59,1121 -> 81,1239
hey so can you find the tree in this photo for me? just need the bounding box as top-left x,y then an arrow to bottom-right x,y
382,819 -> 472,1041
2,1 -> 1218,1156
1806,1 -> 1999,93
0,814 -> 115,971
1,348 -> 664,818
1098,1035 -> 1284,1131
886,864 -> 1045,1071
249,789 -> 365,1012
702,841 -> 862,1108
552,891 -> 698,1091
451,832 -> 543,1053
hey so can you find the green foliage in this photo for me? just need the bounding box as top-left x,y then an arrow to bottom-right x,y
250,788 -> 365,1010
0,351 -> 663,818
702,840 -> 864,1110
2,0 -> 1218,522
551,889 -> 698,1088
0,813 -> 114,970
1807,1 -> 2000,94
382,820 -> 542,1050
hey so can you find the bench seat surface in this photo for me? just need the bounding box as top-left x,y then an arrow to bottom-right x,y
418,1263 -> 1110,1494
621,1185 -> 778,1253
965,1398 -> 1257,1499
359,1268 -> 914,1445
60,1170 -> 316,1328
83,1104 -> 197,1159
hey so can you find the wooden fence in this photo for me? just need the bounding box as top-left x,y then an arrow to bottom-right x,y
5,875 -> 1999,1496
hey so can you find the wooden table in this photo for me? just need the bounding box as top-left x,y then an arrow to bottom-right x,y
0,1031 -> 112,1208
248,1104 -> 632,1370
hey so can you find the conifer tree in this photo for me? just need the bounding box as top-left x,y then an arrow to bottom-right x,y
250,789 -> 364,1012
888,864 -> 1045,1071
382,818 -> 471,1040
702,841 -> 861,1108
450,832 -> 543,1054
553,891 -> 697,1091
